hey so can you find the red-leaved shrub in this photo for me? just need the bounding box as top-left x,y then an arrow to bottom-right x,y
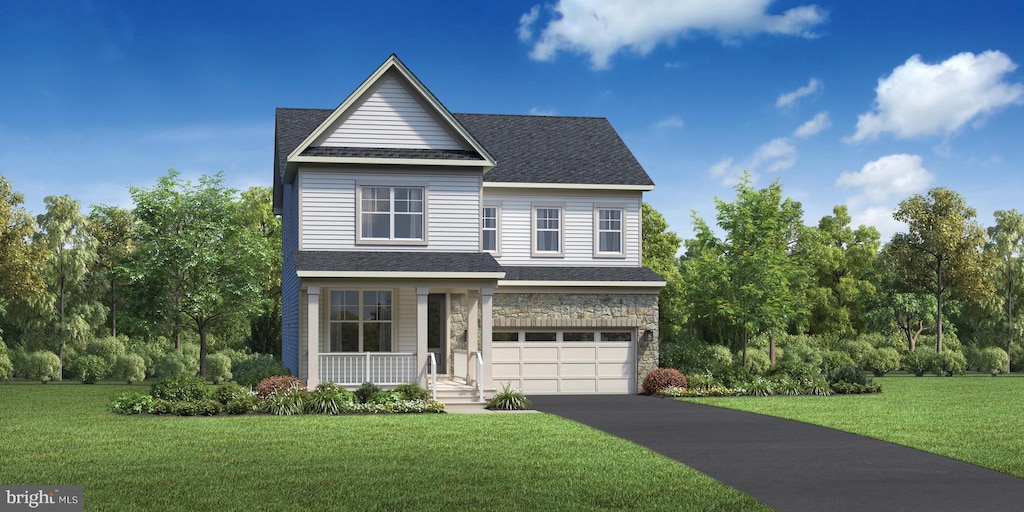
255,375 -> 305,399
642,368 -> 687,395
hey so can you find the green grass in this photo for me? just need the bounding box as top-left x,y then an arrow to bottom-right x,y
0,382 -> 770,512
681,374 -> 1024,478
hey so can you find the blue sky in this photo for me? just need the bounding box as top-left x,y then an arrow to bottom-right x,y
2,1 -> 1023,243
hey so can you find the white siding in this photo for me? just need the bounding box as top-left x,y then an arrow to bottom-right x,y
484,189 -> 642,266
397,288 -> 417,353
319,76 -> 464,150
299,168 -> 481,252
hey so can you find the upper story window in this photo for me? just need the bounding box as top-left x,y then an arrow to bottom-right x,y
596,207 -> 624,256
482,206 -> 498,253
359,186 -> 424,242
533,206 -> 563,256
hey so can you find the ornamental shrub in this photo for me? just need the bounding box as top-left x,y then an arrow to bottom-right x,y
903,349 -> 936,377
779,339 -> 822,367
842,339 -> 875,370
641,367 -> 687,395
73,354 -> 109,384
977,347 -> 1010,376
1010,345 -> 1024,372
110,392 -> 155,415
393,382 -> 430,401
113,353 -> 147,384
225,394 -> 261,415
865,347 -> 901,377
28,350 -> 61,383
685,372 -> 719,392
0,352 -> 12,381
933,350 -> 967,376
255,375 -> 305,399
151,374 -> 209,401
261,388 -> 308,415
369,390 -> 404,405
154,350 -> 198,378
205,353 -> 232,384
194,399 -> 223,416
486,382 -> 530,410
827,365 -> 869,386
172,400 -> 200,417
232,353 -> 290,387
151,399 -> 175,415
738,348 -> 771,375
354,382 -> 381,404
819,350 -> 855,375
768,360 -> 821,384
11,346 -> 30,378
212,382 -> 247,405
127,339 -> 169,377
707,344 -> 733,368
307,382 -> 355,414
85,337 -> 126,366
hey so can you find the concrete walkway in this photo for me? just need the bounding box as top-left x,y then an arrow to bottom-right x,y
531,395 -> 1024,512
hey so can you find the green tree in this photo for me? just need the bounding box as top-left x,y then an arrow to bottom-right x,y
0,174 -> 45,305
984,209 -> 1024,371
237,186 -> 283,355
26,195 -> 104,376
88,205 -> 136,337
130,171 -> 273,376
641,203 -> 684,340
891,188 -> 991,352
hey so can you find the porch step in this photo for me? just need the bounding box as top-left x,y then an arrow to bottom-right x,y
430,379 -> 486,405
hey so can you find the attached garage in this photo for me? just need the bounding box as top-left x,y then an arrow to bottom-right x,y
491,330 -> 635,394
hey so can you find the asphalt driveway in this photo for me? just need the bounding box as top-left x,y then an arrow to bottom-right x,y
531,394 -> 1024,512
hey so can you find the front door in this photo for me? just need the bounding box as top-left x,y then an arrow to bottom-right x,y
427,294 -> 447,374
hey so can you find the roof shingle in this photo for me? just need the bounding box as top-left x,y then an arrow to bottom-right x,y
294,251 -> 504,274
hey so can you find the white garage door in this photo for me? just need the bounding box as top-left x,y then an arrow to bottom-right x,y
491,330 -> 635,394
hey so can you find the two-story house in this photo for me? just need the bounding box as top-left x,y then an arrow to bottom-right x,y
273,55 -> 664,397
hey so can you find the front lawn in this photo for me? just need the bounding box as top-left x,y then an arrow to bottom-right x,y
0,382 -> 770,512
681,375 -> 1024,478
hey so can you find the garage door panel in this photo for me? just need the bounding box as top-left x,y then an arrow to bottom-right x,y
561,363 -> 598,377
492,363 -> 522,379
523,346 -> 559,361
598,345 -> 631,361
493,346 -> 521,361
598,378 -> 631,393
492,330 -> 634,394
560,346 -> 598,360
560,379 -> 598,393
599,362 -> 631,377
523,379 -> 559,394
522,363 -> 558,377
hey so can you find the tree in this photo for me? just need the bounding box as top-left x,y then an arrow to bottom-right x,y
89,205 -> 136,337
237,187 -> 283,355
130,171 -> 273,376
27,195 -> 104,376
984,209 -> 1024,371
0,174 -> 45,304
641,203 -> 684,340
891,188 -> 991,352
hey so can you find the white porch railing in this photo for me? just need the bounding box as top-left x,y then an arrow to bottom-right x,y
454,349 -> 468,381
427,352 -> 437,401
319,352 -> 417,386
472,351 -> 484,403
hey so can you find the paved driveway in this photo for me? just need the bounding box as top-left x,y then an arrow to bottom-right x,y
531,394 -> 1024,512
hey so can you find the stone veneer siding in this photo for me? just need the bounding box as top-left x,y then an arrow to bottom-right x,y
492,292 -> 659,393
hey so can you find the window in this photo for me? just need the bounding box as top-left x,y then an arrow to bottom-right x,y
359,186 -> 424,241
329,290 -> 393,352
596,208 -> 623,255
482,206 -> 498,253
534,207 -> 562,255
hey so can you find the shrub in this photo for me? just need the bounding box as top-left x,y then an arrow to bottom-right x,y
354,382 -> 381,404
307,382 -> 355,414
819,350 -> 855,375
110,392 -> 155,415
72,354 -> 109,384
212,382 -> 247,405
194,399 -> 223,416
803,375 -> 832,396
225,394 -> 261,415
127,340 -> 168,377
903,349 -> 936,377
713,362 -> 754,389
11,346 -> 30,379
486,382 -> 530,410
261,388 -> 309,415
0,352 -> 12,381
827,365 -> 869,386
154,350 -> 198,378
370,390 -> 403,405
842,339 -> 875,370
27,351 -> 61,383
232,353 -> 290,387
769,375 -> 802,396
85,337 -> 126,366
205,353 -> 232,384
865,347 -> 901,377
1010,344 -> 1024,372
738,348 -> 771,375
642,368 -> 687,395
255,375 -> 305,399
685,372 -> 719,392
393,382 -> 430,401
151,399 -> 175,415
745,376 -> 775,397
113,354 -> 147,384
933,350 -> 967,377
768,360 -> 821,384
151,374 -> 209,401
832,382 -> 882,394
172,400 -> 200,416
707,344 -> 733,368
778,339 -> 822,367
977,347 -> 1010,376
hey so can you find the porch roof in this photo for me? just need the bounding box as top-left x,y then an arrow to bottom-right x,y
294,251 -> 505,279
498,266 -> 666,287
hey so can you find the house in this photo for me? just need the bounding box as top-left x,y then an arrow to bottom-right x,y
273,55 -> 664,398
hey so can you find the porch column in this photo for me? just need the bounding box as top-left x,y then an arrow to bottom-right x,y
481,287 -> 494,391
467,291 -> 479,384
416,287 -> 429,385
306,286 -> 320,388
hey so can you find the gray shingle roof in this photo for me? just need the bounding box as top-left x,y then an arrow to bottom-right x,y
272,108 -> 654,212
300,146 -> 482,160
500,266 -> 665,283
294,251 -> 504,274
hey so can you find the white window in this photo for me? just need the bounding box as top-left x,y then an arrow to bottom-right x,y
482,206 -> 498,253
328,290 -> 393,352
596,208 -> 623,255
360,186 -> 424,241
534,207 -> 562,255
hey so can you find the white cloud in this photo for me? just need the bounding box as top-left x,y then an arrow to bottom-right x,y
655,115 -> 685,129
528,107 -> 557,116
793,111 -> 831,138
848,51 -> 1024,142
520,0 -> 827,69
849,206 -> 907,242
836,154 -> 934,203
708,137 -> 797,185
776,78 -> 822,108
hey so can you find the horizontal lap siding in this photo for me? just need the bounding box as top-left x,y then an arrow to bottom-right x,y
320,77 -> 463,150
299,169 -> 481,251
397,288 -> 416,353
282,182 -> 300,375
484,189 -> 641,266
